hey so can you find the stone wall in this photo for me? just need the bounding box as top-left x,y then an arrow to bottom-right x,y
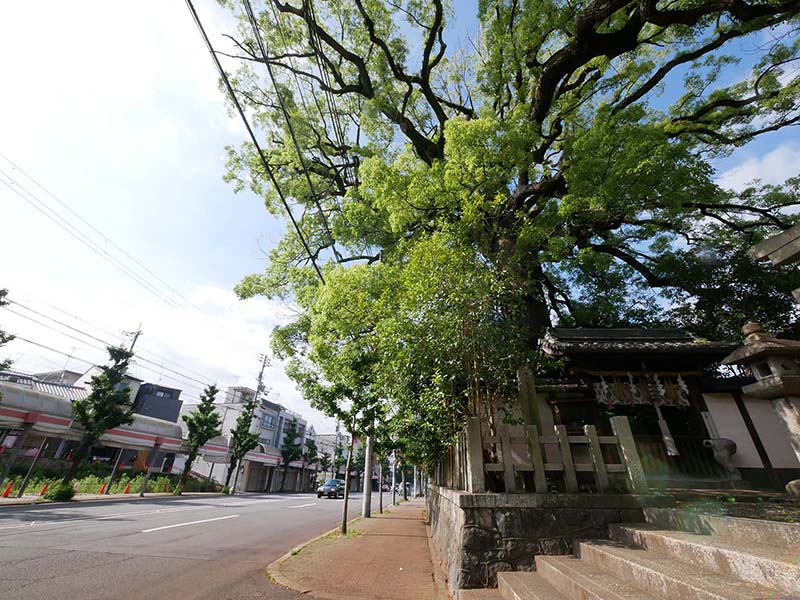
427,484 -> 674,593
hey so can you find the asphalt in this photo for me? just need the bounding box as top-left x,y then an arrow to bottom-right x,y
0,491 -> 364,599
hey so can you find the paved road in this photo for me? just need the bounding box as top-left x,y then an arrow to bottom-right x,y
0,492 -> 363,600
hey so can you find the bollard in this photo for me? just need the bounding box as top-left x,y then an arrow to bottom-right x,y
98,483 -> 106,494
123,482 -> 131,494
2,483 -> 13,498
40,483 -> 49,496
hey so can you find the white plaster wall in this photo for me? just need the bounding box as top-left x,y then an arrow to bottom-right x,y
702,393 -> 762,468
745,396 -> 800,468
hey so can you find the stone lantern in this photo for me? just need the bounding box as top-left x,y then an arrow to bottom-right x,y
723,322 -> 800,399
723,322 -> 800,496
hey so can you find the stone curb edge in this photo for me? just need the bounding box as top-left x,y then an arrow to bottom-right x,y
0,492 -> 222,508
266,514 -> 366,593
266,500 -> 407,594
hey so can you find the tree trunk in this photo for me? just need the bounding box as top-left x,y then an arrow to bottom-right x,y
340,437 -> 355,535
361,433 -> 374,518
224,456 -> 237,491
279,462 -> 288,492
62,439 -> 92,485
378,462 -> 383,514
178,449 -> 198,494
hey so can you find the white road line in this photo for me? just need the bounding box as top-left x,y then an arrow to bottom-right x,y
141,514 -> 239,533
286,503 -> 317,509
0,505 -> 208,531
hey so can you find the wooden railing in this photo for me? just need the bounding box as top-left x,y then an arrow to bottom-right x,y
435,416 -> 648,494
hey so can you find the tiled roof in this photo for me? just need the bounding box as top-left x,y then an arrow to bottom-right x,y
543,328 -> 737,356
0,370 -> 90,401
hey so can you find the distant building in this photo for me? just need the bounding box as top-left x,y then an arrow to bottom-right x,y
173,386 -> 317,493
33,369 -> 82,386
133,383 -> 182,423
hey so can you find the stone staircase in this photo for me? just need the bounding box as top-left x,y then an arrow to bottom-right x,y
460,508 -> 800,600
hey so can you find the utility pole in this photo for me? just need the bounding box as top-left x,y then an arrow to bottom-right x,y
254,353 -> 268,403
124,324 -> 143,352
361,425 -> 374,518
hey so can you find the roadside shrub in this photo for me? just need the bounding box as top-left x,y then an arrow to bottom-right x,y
44,483 -> 75,502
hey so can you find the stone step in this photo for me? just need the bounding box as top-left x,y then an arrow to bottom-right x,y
610,523 -> 800,594
536,556 -> 654,600
460,589 -> 503,600
497,571 -> 569,600
578,540 -> 784,600
643,507 -> 800,549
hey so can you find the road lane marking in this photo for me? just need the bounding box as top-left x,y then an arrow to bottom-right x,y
0,505 -> 212,531
141,514 -> 239,533
286,502 -> 317,509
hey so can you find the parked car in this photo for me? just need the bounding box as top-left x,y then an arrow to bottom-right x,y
381,483 -> 390,492
317,479 -> 345,498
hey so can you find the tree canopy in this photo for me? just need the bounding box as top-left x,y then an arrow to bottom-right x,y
225,394 -> 260,490
180,384 -> 224,490
64,345 -> 135,483
0,289 -> 14,376
217,0 -> 800,467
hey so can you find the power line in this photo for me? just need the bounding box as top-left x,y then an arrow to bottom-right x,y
8,336 -> 202,404
0,155 -> 264,358
185,0 -> 326,284
8,298 -> 213,383
242,0 -> 341,262
0,173 -> 182,309
2,306 -> 210,395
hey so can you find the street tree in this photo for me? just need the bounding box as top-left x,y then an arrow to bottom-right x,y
352,444 -> 366,492
224,394 -> 259,492
279,417 -> 303,491
318,451 -> 331,481
301,437 -> 319,492
0,289 -> 14,377
332,442 -> 345,479
221,0 -> 800,470
63,345 -> 135,484
178,384 -> 223,494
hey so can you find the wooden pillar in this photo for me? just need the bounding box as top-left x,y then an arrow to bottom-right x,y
610,416 -> 648,494
525,425 -> 547,493
555,425 -> 578,492
465,417 -> 485,493
584,425 -> 609,493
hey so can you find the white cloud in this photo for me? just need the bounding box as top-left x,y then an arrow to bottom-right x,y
716,143 -> 800,191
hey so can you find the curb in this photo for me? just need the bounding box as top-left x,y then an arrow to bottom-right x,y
266,499 -> 409,594
0,492 -> 222,508
267,514 -> 365,593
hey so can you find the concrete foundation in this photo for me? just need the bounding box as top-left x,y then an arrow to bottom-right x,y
426,484 -> 674,593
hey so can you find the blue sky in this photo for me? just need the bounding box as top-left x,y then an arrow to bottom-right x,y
0,1 -> 797,432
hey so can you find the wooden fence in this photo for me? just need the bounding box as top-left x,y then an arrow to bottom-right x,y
434,416 -> 648,494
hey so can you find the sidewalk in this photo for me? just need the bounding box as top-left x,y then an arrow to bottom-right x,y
270,499 -> 446,600
0,491 -> 220,506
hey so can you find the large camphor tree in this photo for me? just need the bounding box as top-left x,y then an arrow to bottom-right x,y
217,0 -> 800,468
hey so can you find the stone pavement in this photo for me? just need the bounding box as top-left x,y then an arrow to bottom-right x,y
271,499 -> 446,600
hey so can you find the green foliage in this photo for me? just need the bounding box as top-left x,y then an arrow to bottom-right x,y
318,451 -> 331,476
180,384 -> 223,491
279,418 -> 303,491
64,346 -> 135,484
43,483 -> 75,502
224,394 -> 260,490
218,0 -> 800,468
0,288 -> 14,375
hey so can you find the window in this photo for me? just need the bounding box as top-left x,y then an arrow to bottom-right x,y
260,414 -> 275,429
154,390 -> 172,398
